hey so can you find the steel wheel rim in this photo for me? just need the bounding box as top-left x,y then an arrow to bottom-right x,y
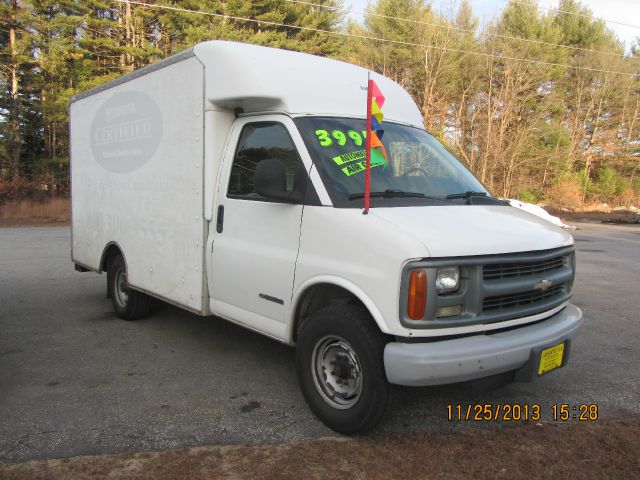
114,267 -> 129,308
311,335 -> 363,409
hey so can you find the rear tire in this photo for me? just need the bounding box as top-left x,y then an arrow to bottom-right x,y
107,253 -> 151,320
296,305 -> 389,434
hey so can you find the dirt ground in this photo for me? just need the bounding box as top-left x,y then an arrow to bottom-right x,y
1,416 -> 638,480
0,217 -> 70,227
0,198 -> 70,227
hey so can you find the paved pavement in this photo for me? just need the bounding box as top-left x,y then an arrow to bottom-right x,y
1,223 -> 639,462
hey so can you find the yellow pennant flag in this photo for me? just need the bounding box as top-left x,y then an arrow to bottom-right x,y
371,98 -> 384,124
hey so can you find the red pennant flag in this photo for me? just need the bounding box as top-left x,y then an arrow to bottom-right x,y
370,80 -> 385,108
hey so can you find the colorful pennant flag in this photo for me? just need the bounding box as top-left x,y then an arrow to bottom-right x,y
364,77 -> 387,214
370,80 -> 385,108
371,99 -> 383,123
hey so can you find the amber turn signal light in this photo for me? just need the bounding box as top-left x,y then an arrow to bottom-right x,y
407,270 -> 427,320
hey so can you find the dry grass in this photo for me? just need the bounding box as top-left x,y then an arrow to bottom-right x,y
1,416 -> 639,480
545,179 -> 585,210
0,198 -> 70,226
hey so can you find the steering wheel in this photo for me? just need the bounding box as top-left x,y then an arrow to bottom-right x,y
402,167 -> 428,177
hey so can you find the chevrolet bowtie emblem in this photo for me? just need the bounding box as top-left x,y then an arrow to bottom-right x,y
534,279 -> 553,291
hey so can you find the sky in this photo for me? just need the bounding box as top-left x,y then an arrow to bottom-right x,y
346,0 -> 640,50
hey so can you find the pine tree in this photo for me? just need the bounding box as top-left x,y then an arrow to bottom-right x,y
0,0 -> 33,181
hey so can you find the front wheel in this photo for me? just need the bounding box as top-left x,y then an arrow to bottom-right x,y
296,305 -> 389,434
107,253 -> 151,320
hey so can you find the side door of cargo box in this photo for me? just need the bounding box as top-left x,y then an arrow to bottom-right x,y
209,115 -> 310,340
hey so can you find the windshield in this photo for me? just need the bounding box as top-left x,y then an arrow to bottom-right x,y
294,116 -> 490,207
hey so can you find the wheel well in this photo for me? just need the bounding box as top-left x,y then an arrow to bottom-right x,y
293,283 -> 371,342
100,244 -> 125,299
100,243 -> 123,273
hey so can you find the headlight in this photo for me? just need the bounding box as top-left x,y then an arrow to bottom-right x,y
436,267 -> 459,293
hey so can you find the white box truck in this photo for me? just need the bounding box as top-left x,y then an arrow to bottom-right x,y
70,41 -> 583,433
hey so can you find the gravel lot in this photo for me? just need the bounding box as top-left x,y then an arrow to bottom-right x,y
1,222 -> 639,463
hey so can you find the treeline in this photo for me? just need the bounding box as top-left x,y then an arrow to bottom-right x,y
1,0 -> 639,207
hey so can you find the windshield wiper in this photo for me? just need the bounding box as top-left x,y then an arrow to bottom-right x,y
445,191 -> 488,200
349,189 -> 429,200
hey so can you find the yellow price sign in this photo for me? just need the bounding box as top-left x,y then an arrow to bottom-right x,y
538,343 -> 565,375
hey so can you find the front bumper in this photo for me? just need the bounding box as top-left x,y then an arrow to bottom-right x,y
384,303 -> 583,386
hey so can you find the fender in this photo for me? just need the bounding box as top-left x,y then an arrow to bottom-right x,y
288,275 -> 391,343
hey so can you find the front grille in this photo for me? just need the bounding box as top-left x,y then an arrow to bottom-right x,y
483,255 -> 566,280
482,284 -> 566,312
400,246 -> 575,329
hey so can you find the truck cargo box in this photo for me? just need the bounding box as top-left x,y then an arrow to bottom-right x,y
70,52 -> 208,313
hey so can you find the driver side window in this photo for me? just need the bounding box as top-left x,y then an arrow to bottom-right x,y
228,122 -> 304,199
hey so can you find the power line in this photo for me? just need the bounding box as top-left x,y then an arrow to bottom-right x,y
114,0 -> 635,76
285,0 -> 626,59
507,0 -> 640,30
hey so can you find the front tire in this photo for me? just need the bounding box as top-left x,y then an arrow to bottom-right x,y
296,305 -> 389,434
107,253 -> 151,320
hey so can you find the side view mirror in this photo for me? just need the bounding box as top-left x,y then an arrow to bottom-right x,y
254,158 -> 305,204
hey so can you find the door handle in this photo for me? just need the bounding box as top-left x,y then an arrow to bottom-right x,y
216,205 -> 224,233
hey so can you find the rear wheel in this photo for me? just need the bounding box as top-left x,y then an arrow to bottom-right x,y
296,305 -> 389,434
107,253 -> 151,320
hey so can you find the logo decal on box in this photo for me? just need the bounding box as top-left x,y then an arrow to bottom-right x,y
90,91 -> 163,173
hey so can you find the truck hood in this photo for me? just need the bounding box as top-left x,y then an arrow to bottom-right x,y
371,205 -> 573,258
